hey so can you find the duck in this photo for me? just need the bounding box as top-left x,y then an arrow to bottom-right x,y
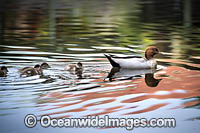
104,46 -> 159,69
0,66 -> 8,77
19,62 -> 50,76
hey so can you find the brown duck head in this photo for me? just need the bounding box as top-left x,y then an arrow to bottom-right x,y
145,46 -> 159,60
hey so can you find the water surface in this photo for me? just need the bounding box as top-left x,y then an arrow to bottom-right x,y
0,0 -> 200,133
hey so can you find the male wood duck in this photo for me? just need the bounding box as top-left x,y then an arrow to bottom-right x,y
104,46 -> 159,69
0,66 -> 8,77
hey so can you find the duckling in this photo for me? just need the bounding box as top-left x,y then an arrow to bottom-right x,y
65,62 -> 83,72
65,62 -> 83,79
104,46 -> 159,69
0,66 -> 8,77
19,62 -> 50,76
20,64 -> 42,76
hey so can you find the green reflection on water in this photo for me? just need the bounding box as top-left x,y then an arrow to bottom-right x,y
0,0 -> 200,61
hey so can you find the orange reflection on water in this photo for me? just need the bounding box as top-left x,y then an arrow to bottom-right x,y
38,66 -> 200,118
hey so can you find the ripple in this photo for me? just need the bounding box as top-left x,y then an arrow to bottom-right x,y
67,48 -> 96,52
92,46 -> 133,51
0,56 -> 49,60
0,51 -> 63,55
0,45 -> 37,49
153,91 -> 170,95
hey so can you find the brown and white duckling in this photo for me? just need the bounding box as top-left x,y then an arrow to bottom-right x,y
104,46 -> 160,69
19,62 -> 50,76
20,64 -> 41,76
65,62 -> 83,72
0,66 -> 8,77
64,62 -> 83,79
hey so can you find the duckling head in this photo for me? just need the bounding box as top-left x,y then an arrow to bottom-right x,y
75,62 -> 83,72
145,46 -> 159,60
41,62 -> 50,69
34,64 -> 40,69
76,62 -> 82,68
1,66 -> 8,74
34,64 -> 43,75
0,66 -> 8,77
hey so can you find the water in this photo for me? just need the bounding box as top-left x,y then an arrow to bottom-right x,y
0,0 -> 200,132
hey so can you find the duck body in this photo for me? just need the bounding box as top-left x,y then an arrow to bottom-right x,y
104,46 -> 159,69
104,54 -> 157,69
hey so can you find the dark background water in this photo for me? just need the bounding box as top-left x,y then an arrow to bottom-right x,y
0,0 -> 200,133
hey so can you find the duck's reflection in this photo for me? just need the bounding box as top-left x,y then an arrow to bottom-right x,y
145,73 -> 162,87
106,67 -> 162,87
